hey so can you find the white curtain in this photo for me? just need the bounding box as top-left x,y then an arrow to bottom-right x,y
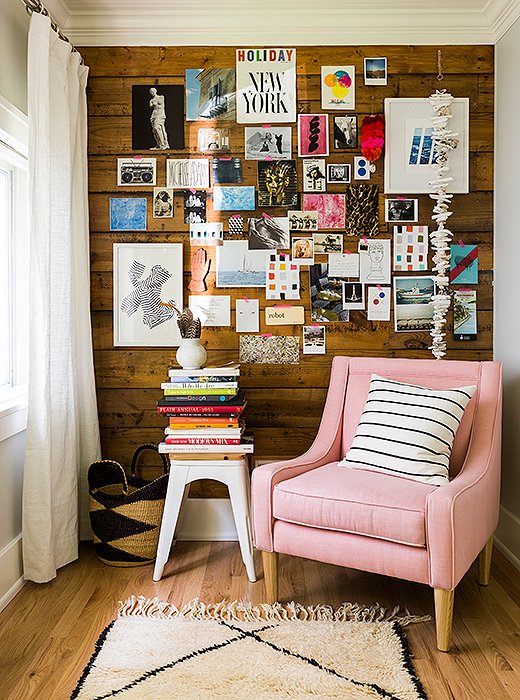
23,13 -> 101,583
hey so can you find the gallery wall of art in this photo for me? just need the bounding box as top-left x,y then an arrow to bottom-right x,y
81,45 -> 494,494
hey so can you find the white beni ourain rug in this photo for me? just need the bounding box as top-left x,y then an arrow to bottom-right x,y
71,597 -> 431,700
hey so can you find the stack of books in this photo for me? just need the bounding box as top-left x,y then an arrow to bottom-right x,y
157,364 -> 253,454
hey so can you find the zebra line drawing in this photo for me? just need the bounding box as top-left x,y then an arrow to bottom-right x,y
120,260 -> 178,329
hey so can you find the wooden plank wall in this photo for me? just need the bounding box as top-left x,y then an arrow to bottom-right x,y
82,45 -> 494,494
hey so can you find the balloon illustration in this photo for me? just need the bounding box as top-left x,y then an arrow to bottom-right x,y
324,69 -> 353,99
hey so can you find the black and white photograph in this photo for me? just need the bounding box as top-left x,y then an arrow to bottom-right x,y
303,325 -> 326,355
334,115 -> 358,149
313,232 -> 343,255
212,157 -> 242,184
257,160 -> 298,207
216,239 -> 268,288
117,157 -> 156,186
364,57 -> 388,86
166,158 -> 210,189
303,159 -> 327,193
385,198 -> 418,223
248,216 -> 290,250
132,84 -> 184,151
288,210 -> 319,232
197,128 -> 230,153
343,281 -> 365,310
245,127 -> 292,160
153,187 -> 174,218
184,191 -> 206,224
327,163 -> 351,184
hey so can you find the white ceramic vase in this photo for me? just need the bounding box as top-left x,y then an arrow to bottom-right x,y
175,337 -> 207,370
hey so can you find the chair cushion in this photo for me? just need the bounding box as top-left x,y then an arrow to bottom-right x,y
339,374 -> 476,485
272,462 -> 437,547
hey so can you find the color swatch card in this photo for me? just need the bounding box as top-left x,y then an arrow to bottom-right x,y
450,244 -> 478,284
367,286 -> 391,321
393,226 -> 429,271
266,252 -> 300,300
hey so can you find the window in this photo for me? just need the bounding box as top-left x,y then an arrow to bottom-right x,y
0,164 -> 11,389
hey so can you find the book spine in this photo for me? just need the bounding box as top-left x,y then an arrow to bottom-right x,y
163,388 -> 238,396
157,404 -> 246,414
168,368 -> 240,378
167,423 -> 240,430
165,429 -> 243,437
164,437 -> 242,445
164,376 -> 239,384
168,416 -> 240,424
161,382 -> 238,390
159,442 -> 254,454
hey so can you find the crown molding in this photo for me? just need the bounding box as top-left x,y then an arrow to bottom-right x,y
485,0 -> 520,40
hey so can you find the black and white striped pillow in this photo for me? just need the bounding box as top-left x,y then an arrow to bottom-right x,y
339,374 -> 477,486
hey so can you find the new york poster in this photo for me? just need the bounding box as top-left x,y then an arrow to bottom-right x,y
236,48 -> 296,124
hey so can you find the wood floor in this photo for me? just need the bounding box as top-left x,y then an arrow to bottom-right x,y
0,541 -> 519,699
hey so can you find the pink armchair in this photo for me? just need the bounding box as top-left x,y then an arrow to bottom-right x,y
251,356 -> 502,651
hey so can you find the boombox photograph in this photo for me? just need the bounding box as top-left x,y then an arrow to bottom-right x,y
117,157 -> 157,186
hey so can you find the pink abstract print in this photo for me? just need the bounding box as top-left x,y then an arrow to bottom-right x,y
298,115 -> 329,157
302,194 -> 345,230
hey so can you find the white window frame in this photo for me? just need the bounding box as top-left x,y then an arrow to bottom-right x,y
0,94 -> 28,434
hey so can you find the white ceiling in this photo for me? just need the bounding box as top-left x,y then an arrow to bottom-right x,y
42,0 -> 520,45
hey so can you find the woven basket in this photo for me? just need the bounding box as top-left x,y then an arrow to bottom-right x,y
88,444 -> 169,567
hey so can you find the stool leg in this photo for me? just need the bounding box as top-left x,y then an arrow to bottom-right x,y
153,465 -> 190,582
227,462 -> 257,582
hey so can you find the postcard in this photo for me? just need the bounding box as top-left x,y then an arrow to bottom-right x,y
298,114 -> 329,157
197,128 -> 230,152
239,334 -> 300,364
291,237 -> 314,265
309,263 -> 349,322
189,222 -> 224,246
334,116 -> 357,149
327,163 -> 351,184
321,66 -> 355,110
302,159 -> 327,192
364,57 -> 388,86
236,298 -> 260,333
213,186 -> 256,211
257,160 -> 298,207
189,295 -> 231,327
245,126 -> 292,160
236,48 -> 296,124
166,159 -> 210,189
345,184 -> 379,237
288,210 -> 318,233
367,286 -> 391,321
266,252 -> 300,300
328,253 -> 359,278
359,240 -> 391,284
184,190 -> 206,224
228,215 -> 244,235
354,156 -> 371,180
393,275 -> 435,332
117,157 -> 156,187
453,289 -> 477,340
185,68 -> 236,121
450,244 -> 478,284
131,85 -> 184,150
343,282 -> 365,310
110,198 -> 147,231
212,157 -> 243,184
393,225 -> 429,272
153,187 -> 174,218
303,194 -> 345,230
303,325 -> 326,355
313,232 -> 343,255
385,198 -> 418,223
265,306 -> 305,325
216,240 -> 268,288
249,217 -> 290,250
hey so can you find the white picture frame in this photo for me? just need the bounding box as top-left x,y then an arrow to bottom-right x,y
113,243 -> 183,347
384,97 -> 469,194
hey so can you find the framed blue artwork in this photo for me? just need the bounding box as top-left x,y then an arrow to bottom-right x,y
110,198 -> 147,231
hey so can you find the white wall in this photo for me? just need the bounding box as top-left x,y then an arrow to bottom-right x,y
494,17 -> 520,567
0,0 -> 29,611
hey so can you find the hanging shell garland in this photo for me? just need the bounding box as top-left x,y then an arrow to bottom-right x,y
428,90 -> 459,359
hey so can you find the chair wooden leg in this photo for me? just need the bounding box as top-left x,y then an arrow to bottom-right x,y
434,588 -> 455,652
262,550 -> 279,604
478,536 -> 493,586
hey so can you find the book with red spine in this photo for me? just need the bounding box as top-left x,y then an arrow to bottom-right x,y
157,403 -> 246,415
168,416 -> 240,426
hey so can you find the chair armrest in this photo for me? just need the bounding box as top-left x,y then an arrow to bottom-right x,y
251,357 -> 349,551
426,384 -> 502,590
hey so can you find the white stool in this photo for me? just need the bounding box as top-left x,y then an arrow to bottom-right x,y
153,455 -> 256,583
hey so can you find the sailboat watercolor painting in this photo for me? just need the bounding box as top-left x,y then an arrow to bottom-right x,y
216,239 -> 268,288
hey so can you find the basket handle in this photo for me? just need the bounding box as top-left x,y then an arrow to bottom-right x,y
130,443 -> 169,477
88,460 -> 129,495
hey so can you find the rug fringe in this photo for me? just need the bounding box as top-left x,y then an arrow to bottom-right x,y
118,596 -> 431,627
